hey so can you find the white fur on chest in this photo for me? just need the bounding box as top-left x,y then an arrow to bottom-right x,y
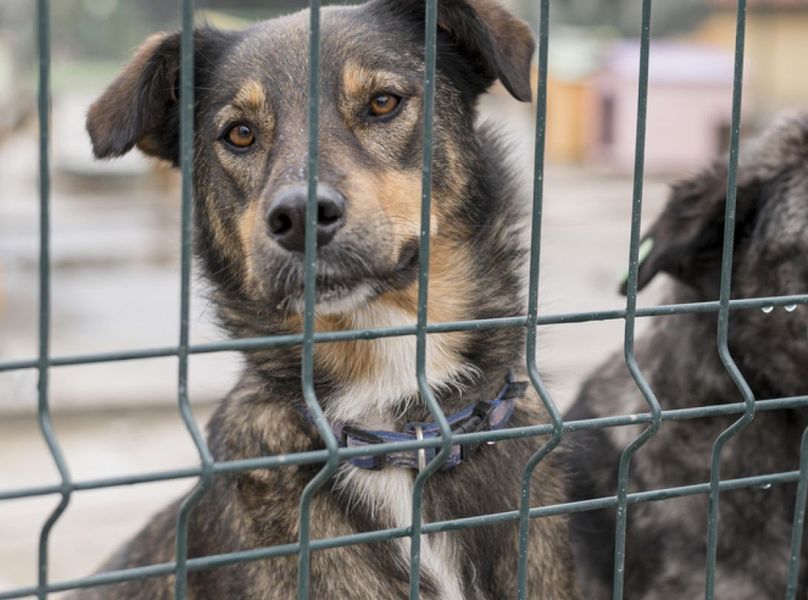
326,302 -> 471,599
336,467 -> 465,600
325,303 -> 476,424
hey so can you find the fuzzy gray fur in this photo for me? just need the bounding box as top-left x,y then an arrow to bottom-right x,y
566,113 -> 808,599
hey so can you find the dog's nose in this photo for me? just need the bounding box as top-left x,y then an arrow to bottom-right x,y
266,185 -> 346,252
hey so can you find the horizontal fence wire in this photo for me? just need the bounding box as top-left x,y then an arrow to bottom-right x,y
3,393 -> 808,503
1,295 -> 806,374
0,468 -> 802,600
4,0 -> 807,598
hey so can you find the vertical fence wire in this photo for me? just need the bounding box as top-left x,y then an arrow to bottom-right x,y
173,3 -> 216,598
296,2 -> 341,597
35,1 -> 73,598
515,1 -> 564,597
408,1 -> 453,597
704,2 -> 754,596
611,1 -> 662,597
786,428 -> 808,598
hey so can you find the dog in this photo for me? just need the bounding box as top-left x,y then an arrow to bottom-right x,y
75,1 -> 580,598
565,113 -> 808,599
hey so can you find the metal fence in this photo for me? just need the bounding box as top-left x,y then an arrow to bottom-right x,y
2,0 -> 808,599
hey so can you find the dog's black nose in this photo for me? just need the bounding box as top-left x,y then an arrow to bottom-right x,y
267,185 -> 346,252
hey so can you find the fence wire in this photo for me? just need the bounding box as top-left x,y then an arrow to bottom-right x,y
2,0 -> 808,599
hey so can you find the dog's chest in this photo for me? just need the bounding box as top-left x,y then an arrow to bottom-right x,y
336,466 -> 465,600
321,303 -> 476,598
324,303 -> 475,423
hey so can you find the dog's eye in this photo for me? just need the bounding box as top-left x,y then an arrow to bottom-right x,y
225,124 -> 256,149
367,93 -> 401,119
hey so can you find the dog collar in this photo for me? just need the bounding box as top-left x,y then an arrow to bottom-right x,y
296,372 -> 527,471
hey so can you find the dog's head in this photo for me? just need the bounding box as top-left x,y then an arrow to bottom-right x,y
86,0 -> 534,317
626,113 -> 808,392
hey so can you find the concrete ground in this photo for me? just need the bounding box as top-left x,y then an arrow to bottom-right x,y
0,93 -> 670,592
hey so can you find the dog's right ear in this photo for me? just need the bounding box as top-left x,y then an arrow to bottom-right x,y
87,28 -> 232,164
620,162 -> 762,298
374,0 -> 535,102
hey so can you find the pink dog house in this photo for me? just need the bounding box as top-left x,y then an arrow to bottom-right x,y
589,41 -> 742,175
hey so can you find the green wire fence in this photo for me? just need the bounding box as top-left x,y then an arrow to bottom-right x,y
2,0 -> 808,599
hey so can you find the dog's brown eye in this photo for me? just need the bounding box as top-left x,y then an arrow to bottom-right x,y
226,124 -> 255,149
368,93 -> 400,118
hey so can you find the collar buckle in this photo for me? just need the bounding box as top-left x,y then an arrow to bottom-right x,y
413,425 -> 427,472
453,401 -> 497,461
452,400 -> 495,436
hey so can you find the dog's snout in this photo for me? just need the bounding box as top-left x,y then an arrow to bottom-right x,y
267,185 -> 346,252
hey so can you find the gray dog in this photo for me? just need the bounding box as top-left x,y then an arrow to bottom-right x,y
566,113 -> 808,599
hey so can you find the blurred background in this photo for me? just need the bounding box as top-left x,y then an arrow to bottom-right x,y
1,0 -> 807,592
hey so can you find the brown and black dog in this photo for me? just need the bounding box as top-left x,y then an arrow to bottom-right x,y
77,1 -> 580,598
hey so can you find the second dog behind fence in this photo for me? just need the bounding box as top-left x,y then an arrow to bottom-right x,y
74,1 -> 580,598
567,112 -> 808,599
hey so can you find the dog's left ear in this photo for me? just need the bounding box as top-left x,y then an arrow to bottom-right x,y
378,0 -> 535,102
621,162 -> 763,298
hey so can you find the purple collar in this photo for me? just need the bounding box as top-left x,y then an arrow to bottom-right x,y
297,373 -> 527,471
